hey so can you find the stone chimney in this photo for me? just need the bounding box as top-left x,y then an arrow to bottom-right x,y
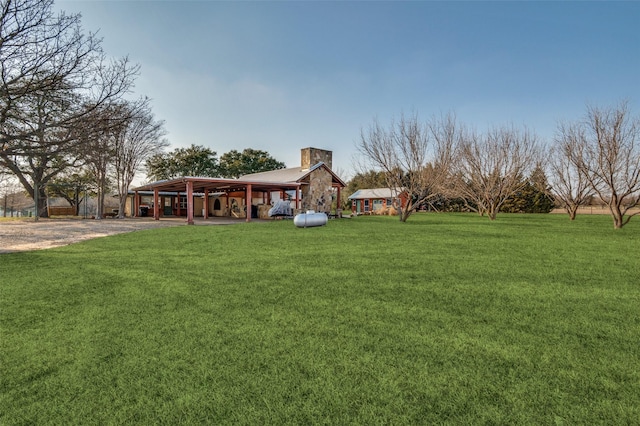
301,147 -> 332,170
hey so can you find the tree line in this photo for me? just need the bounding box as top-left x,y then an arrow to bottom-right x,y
355,101 -> 640,229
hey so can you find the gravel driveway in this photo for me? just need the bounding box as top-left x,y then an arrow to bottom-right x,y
0,218 -> 235,253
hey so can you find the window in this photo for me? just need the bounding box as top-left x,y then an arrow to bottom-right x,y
364,199 -> 370,212
179,196 -> 187,209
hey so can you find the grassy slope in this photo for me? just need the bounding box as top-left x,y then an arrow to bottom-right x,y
1,214 -> 639,424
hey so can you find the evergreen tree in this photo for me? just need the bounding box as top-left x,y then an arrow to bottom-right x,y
500,166 -> 555,213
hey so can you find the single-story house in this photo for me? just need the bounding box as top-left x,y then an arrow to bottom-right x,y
129,147 -> 346,224
348,187 -> 408,215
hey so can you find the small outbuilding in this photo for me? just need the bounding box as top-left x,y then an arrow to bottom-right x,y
348,187 -> 407,215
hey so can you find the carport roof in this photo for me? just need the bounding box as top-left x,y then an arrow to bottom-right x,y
132,177 -> 301,194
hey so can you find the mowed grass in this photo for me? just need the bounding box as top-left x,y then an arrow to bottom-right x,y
1,214 -> 639,425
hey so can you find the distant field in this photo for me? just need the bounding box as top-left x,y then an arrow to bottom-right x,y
1,213 -> 639,424
550,206 -> 640,216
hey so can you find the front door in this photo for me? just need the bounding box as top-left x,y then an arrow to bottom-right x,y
163,197 -> 173,216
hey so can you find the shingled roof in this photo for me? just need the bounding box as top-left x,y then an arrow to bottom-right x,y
348,187 -> 403,200
240,162 -> 346,187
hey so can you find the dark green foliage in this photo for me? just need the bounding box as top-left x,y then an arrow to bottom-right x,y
429,195 -> 475,212
145,144 -> 219,181
1,214 -> 638,424
145,146 -> 286,181
501,166 -> 555,213
218,148 -> 285,178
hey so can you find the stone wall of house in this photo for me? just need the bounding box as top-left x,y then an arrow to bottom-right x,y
301,167 -> 333,214
301,147 -> 333,170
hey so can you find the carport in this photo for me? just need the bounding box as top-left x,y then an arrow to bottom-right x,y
132,177 -> 302,224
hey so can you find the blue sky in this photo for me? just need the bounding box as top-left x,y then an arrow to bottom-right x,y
57,0 -> 640,179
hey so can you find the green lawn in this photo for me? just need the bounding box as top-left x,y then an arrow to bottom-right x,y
1,214 -> 639,424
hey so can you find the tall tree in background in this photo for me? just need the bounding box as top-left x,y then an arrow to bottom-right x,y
549,122 -> 593,220
0,0 -> 138,217
218,148 -> 285,178
356,112 -> 458,222
575,101 -> 640,229
346,170 -> 388,190
528,164 -> 556,213
113,98 -> 168,218
145,144 -> 219,181
83,103 -> 118,219
499,165 -> 555,214
451,125 -> 540,220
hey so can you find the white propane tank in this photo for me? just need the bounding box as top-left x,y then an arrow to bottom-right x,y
293,210 -> 328,228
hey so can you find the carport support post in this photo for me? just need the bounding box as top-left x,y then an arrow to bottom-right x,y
246,184 -> 252,222
153,189 -> 160,220
134,191 -> 140,217
203,189 -> 209,220
186,181 -> 194,225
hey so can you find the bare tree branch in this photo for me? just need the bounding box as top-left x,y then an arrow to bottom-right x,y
549,121 -> 593,220
452,125 -> 540,220
356,112 -> 458,222
575,101 -> 640,228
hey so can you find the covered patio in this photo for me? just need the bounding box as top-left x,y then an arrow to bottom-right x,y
131,177 -> 302,224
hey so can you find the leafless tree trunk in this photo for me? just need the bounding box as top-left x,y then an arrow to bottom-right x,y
452,126 -> 540,220
113,98 -> 168,218
575,101 -> 640,229
356,112 -> 458,222
82,105 -> 120,219
549,122 -> 594,220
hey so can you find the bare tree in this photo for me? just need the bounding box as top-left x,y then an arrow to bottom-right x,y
82,103 -> 120,219
452,125 -> 540,220
113,97 -> 168,218
549,122 -> 593,220
575,101 -> 640,229
0,83 -> 83,217
356,112 -> 457,222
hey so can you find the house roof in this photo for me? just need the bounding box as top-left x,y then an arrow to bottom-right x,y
348,187 -> 402,200
132,176 -> 301,194
131,162 -> 345,195
241,162 -> 346,187
240,166 -> 310,183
